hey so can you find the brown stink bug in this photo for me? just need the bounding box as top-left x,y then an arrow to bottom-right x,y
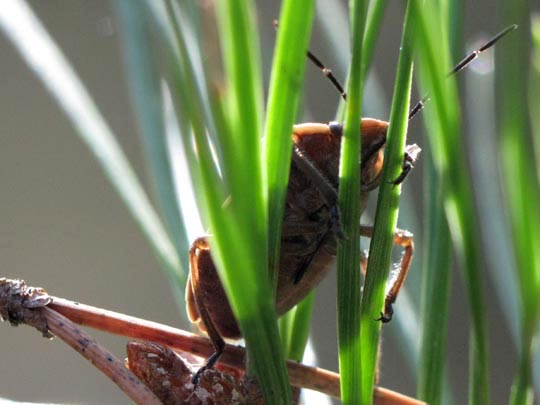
186,24 -> 517,382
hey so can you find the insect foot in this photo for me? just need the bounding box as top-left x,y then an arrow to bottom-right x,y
390,144 -> 422,187
375,303 -> 394,323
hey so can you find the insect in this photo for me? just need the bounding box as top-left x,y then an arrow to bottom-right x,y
186,24 -> 517,381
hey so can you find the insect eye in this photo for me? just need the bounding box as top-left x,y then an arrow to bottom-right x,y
329,121 -> 343,136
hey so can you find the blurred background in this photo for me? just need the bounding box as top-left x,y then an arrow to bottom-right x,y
0,1 -> 538,404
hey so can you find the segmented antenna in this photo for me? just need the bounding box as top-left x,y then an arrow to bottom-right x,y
306,24 -> 517,120
450,24 -> 518,76
274,19 -> 348,102
306,50 -> 347,101
407,24 -> 517,120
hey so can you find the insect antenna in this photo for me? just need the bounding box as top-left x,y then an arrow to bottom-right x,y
274,19 -> 348,102
306,50 -> 347,101
408,95 -> 430,120
450,24 -> 517,75
304,24 -> 516,123
408,24 -> 518,121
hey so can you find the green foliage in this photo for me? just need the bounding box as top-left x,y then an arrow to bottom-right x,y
412,1 -> 489,402
335,0 -> 369,402
2,0 -> 538,403
356,2 -> 414,403
497,3 -> 540,404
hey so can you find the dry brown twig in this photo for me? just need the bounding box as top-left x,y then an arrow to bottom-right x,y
0,278 -> 162,405
0,277 -> 425,404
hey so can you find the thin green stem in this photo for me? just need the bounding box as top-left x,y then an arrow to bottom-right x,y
358,1 -> 414,403
335,0 -> 368,402
411,1 -> 490,402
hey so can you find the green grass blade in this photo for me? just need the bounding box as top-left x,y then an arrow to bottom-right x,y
165,1 -> 294,401
264,0 -> 316,290
321,3 -> 429,391
357,2 -> 414,403
278,291 -> 315,362
361,0 -> 388,84
466,63 -> 521,346
315,5 -> 429,398
216,1 -> 265,237
329,0 -> 389,121
416,3 -> 458,403
279,291 -> 315,361
262,0 -> 316,374
530,15 -> 540,182
214,3 -> 293,401
417,152 -> 452,404
284,291 -> 315,362
530,16 -> 540,400
279,310 -> 293,356
0,0 -> 181,281
115,2 -> 189,292
335,0 -> 368,402
157,2 -> 225,227
411,1 -> 490,403
496,5 -> 540,404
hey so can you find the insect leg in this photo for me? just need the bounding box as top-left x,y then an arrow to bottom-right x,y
292,145 -> 345,239
389,144 -> 422,186
360,250 -> 368,275
188,238 -> 226,384
359,225 -> 414,323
